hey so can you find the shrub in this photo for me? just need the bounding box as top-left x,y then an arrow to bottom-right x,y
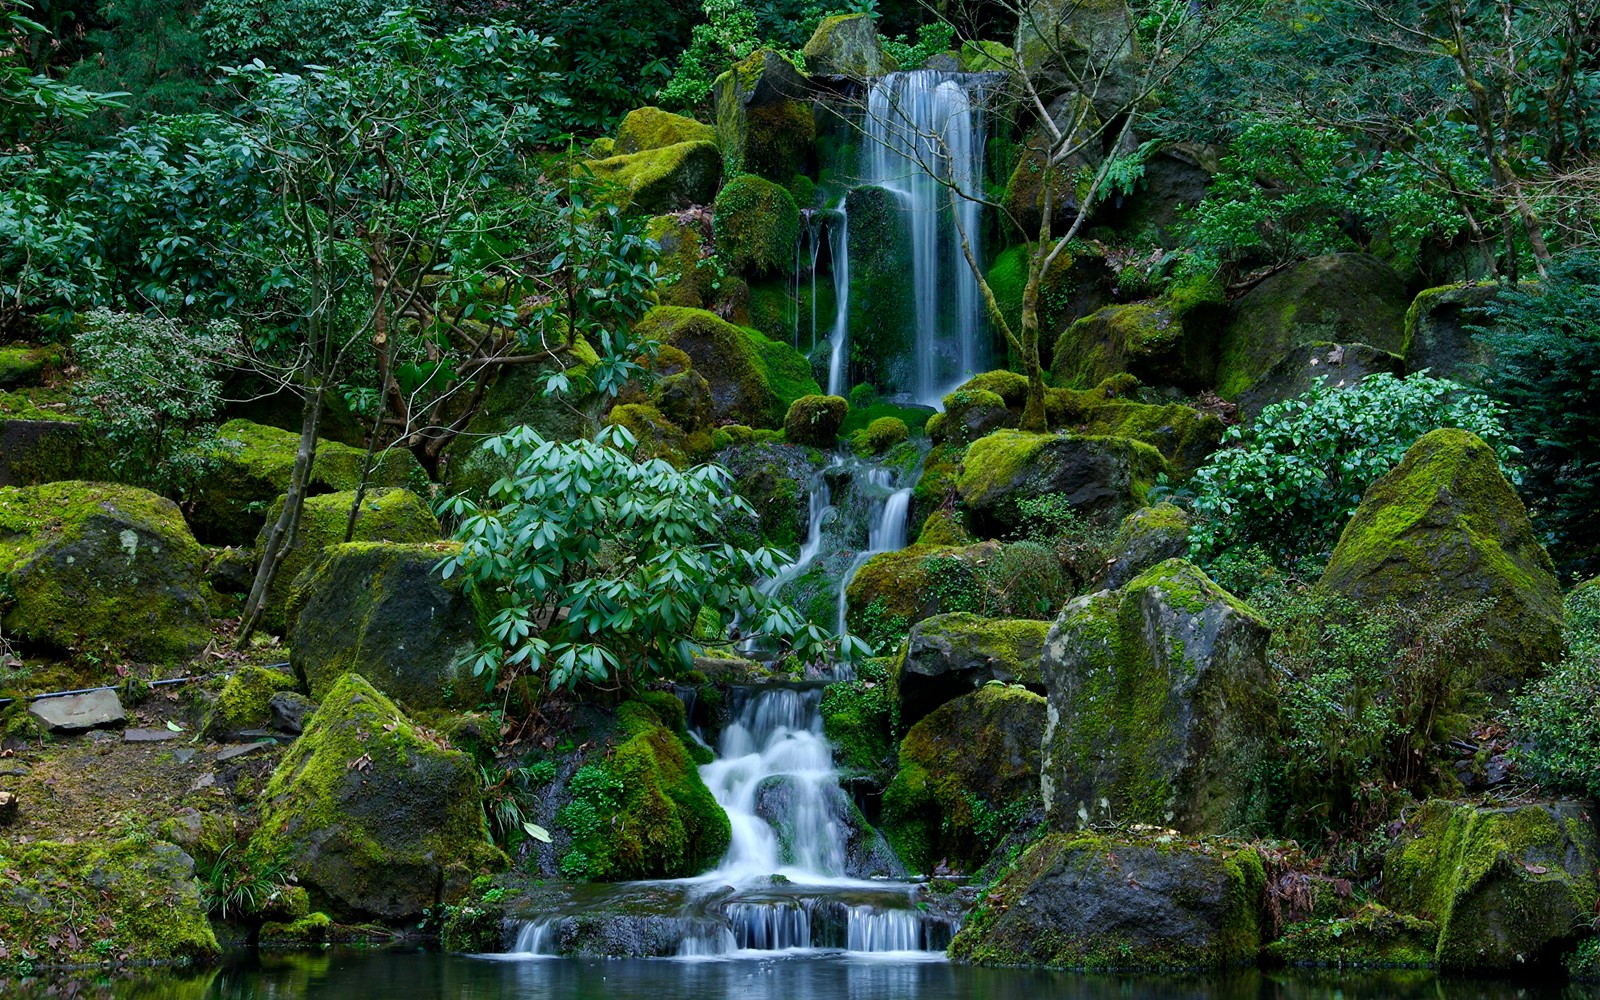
1187,372 -> 1514,568
1512,584 -> 1600,799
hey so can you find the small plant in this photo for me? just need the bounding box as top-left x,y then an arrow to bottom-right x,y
1512,584 -> 1600,799
480,763 -> 547,846
199,843 -> 295,921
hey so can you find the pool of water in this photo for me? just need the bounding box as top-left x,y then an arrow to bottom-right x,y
8,950 -> 1587,1000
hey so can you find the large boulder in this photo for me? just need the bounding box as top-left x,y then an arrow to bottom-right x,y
882,685 -> 1048,874
1015,0 -> 1144,118
647,213 -> 718,309
713,49 -> 815,182
1051,277 -> 1225,391
1234,341 -> 1403,422
0,481 -> 211,662
1041,558 -> 1277,833
1095,502 -> 1190,591
802,13 -> 894,77
0,837 -> 218,967
843,541 -> 1000,634
1383,799 -> 1599,971
0,417 -> 90,487
893,612 -> 1049,727
1216,254 -> 1409,399
254,487 -> 440,634
712,175 -> 801,280
634,306 -> 819,428
190,418 -> 424,546
1319,428 -> 1563,692
1402,282 -> 1500,384
717,440 -> 817,552
956,429 -> 1166,538
948,831 -> 1265,969
783,394 -> 847,447
251,673 -> 505,921
286,541 -> 481,710
586,140 -> 723,215
613,107 -> 716,155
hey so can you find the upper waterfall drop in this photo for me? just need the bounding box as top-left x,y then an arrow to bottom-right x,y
861,70 -> 993,407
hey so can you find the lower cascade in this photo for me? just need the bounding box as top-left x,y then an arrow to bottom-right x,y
507,684 -> 957,958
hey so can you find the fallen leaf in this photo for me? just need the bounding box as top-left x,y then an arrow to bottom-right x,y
165,720 -> 184,732
523,822 -> 552,843
1524,863 -> 1549,875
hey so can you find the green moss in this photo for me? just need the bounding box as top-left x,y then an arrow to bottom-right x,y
844,185 -> 915,392
0,837 -> 219,968
647,214 -> 717,309
839,402 -> 932,440
820,670 -> 894,783
745,324 -> 824,415
608,402 -> 692,466
1265,905 -> 1438,968
615,107 -> 716,155
916,509 -> 972,546
635,306 -> 820,428
586,141 -> 723,215
713,175 -> 801,280
909,441 -> 964,536
1053,277 -> 1223,390
850,416 -> 909,456
956,429 -> 1168,528
714,50 -> 815,181
0,386 -> 77,421
784,394 -> 847,446
843,543 -> 966,632
959,38 -> 1014,71
0,344 -> 60,389
260,910 -> 334,948
203,665 -> 298,738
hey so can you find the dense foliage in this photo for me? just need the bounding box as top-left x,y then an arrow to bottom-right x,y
1513,584 -> 1600,799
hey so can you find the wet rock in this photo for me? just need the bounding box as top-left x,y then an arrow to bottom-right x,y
1095,502 -> 1190,592
957,429 -> 1166,538
894,612 -> 1049,727
754,776 -> 904,879
217,741 -> 274,763
1402,282 -> 1500,384
1235,341 -> 1403,421
783,394 -> 847,447
28,689 -> 126,733
1041,558 -> 1278,834
270,690 -> 317,734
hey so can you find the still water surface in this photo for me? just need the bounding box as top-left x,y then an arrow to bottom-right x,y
8,950 -> 1589,1000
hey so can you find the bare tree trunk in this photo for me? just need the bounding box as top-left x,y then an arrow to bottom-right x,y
237,385 -> 325,644
345,228 -> 392,543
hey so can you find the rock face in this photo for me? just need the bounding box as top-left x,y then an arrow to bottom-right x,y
883,685 -> 1048,874
1402,282 -> 1500,384
1040,558 -> 1277,834
1234,341 -> 1403,421
1096,503 -> 1190,591
0,481 -> 211,662
718,440 -> 816,551
0,837 -> 218,966
287,541 -> 481,710
713,49 -> 815,182
1383,800 -> 1600,971
894,612 -> 1050,727
1216,254 -> 1409,399
783,394 -> 847,447
846,185 -> 915,392
586,140 -> 723,215
802,13 -> 893,77
1002,93 -> 1103,238
956,429 -> 1166,538
251,673 -> 505,921
712,174 -> 801,279
948,832 -> 1265,969
28,688 -> 126,733
1016,0 -> 1144,117
0,418 -> 88,488
1051,279 -> 1225,391
1319,428 -> 1562,691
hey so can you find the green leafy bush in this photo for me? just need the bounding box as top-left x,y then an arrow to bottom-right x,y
1512,584 -> 1600,799
1187,373 -> 1514,567
881,20 -> 954,70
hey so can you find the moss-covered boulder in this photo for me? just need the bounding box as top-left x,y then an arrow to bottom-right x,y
614,106 -> 716,155
938,387 -> 1017,447
713,49 -> 815,182
1402,282 -> 1500,384
1216,253 -> 1409,399
846,184 -> 915,392
783,394 -> 847,446
1320,428 -> 1562,692
1235,341 -> 1404,422
606,402 -> 697,467
959,38 -> 1015,71
882,685 -> 1047,874
949,831 -> 1265,969
1383,799 -> 1599,971
1041,558 -> 1277,833
843,541 -> 1000,634
1052,277 -> 1225,390
803,13 -> 894,77
254,487 -> 440,635
251,673 -> 505,921
713,175 -> 801,280
717,440 -> 816,552
820,664 -> 895,783
286,541 -> 480,710
202,665 -> 299,740
586,141 -> 722,215
647,213 -> 718,309
851,415 -> 909,456
894,612 -> 1049,727
0,481 -> 211,662
0,837 -> 218,968
1096,502 -> 1190,591
634,306 -> 819,428
1002,93 -> 1103,239
0,344 -> 59,389
956,429 -> 1166,538
1016,0 -> 1144,116
1068,399 -> 1223,477
191,418 -> 424,546
1265,904 -> 1439,968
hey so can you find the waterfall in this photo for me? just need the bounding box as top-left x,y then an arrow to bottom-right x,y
835,467 -> 914,640
825,206 -> 850,397
847,907 -> 927,952
512,917 -> 561,957
862,71 -> 991,406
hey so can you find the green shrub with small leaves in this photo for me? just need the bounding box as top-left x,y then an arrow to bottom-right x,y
1512,584 -> 1600,799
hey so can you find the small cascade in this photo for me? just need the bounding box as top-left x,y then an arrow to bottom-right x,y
824,206 -> 850,397
847,907 -> 927,953
512,917 -> 561,957
727,900 -> 815,950
835,467 -> 915,640
862,71 -> 994,405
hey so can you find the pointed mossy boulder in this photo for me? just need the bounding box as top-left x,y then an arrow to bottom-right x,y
251,673 -> 506,921
713,49 -> 815,182
1040,558 -> 1278,834
1319,427 -> 1562,692
585,140 -> 723,215
892,612 -> 1049,727
802,12 -> 894,77
0,481 -> 211,663
1095,502 -> 1190,592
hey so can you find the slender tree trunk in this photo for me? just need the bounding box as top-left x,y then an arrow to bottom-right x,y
237,385 -> 325,644
346,228 -> 392,543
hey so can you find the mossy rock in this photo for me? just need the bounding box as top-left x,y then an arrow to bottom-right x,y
1382,799 -> 1599,971
614,107 -> 716,155
850,416 -> 909,456
606,403 -> 694,467
1235,341 -> 1403,422
1216,253 -> 1409,399
1051,277 -> 1225,390
843,541 -> 999,634
986,244 -> 1083,368
713,49 -> 815,182
802,13 -> 894,77
191,418 -> 424,546
1016,0 -> 1144,116
286,541 -> 481,711
253,487 -> 440,635
1265,905 -> 1439,968
0,417 -> 94,488
948,831 -> 1265,969
1319,428 -> 1563,693
652,369 -> 714,433
713,175 -> 801,280
893,612 -> 1049,727
635,306 -> 819,428
845,184 -> 915,393
0,837 -> 218,968
938,384 -> 1018,447
956,429 -> 1167,538
1001,93 -> 1102,240
251,673 -> 506,921
819,664 -> 895,783
1070,400 -> 1223,477
202,665 -> 298,740
882,685 -> 1046,874
1401,282 -> 1501,384
646,213 -> 717,309
916,509 -> 972,546
959,38 -> 1014,71
586,141 -> 723,215
0,481 -> 211,663
1040,558 -> 1278,834
1096,502 -> 1190,591
0,344 -> 60,389
783,394 -> 847,447
717,440 -> 817,553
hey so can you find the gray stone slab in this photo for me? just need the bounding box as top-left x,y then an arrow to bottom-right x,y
28,689 -> 126,733
216,742 -> 274,763
124,728 -> 180,743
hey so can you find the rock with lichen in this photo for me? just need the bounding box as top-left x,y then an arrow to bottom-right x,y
713,49 -> 815,182
1095,503 -> 1190,591
892,612 -> 1050,727
956,428 -> 1167,538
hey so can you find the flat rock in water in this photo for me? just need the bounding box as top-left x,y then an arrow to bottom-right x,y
216,742 -> 273,762
124,728 -> 180,742
28,689 -> 126,733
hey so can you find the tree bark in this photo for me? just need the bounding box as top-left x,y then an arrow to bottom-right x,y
237,385 -> 325,644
